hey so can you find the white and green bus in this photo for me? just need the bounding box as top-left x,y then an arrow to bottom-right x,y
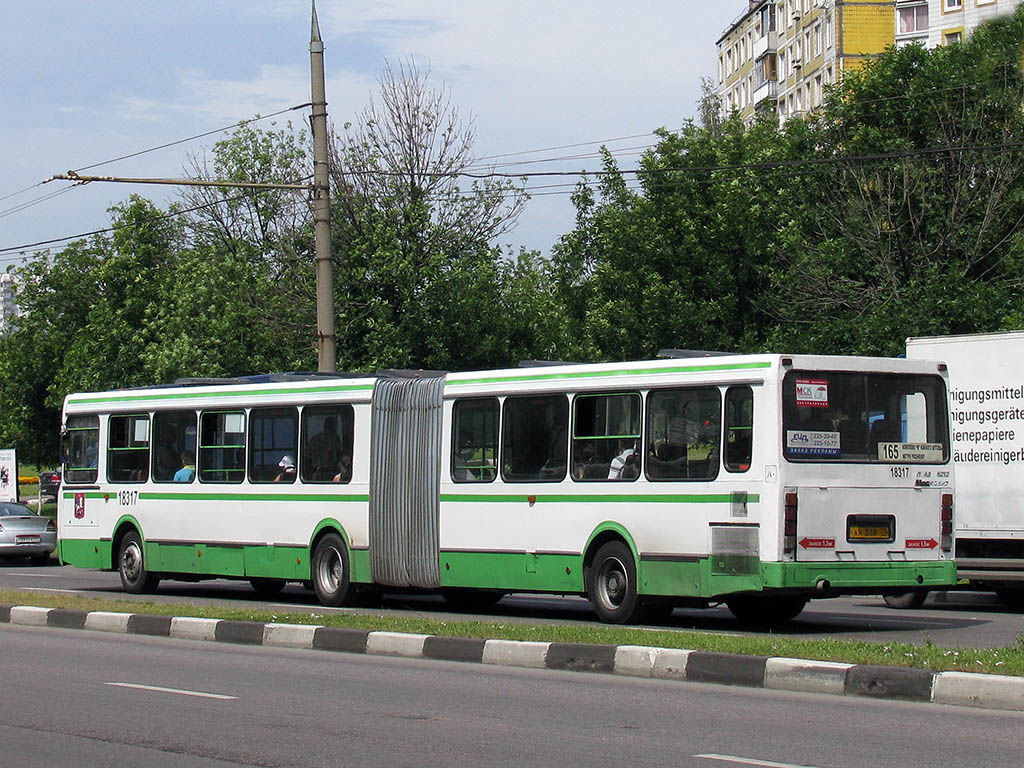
57,354 -> 956,624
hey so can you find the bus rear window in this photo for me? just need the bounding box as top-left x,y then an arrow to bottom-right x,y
782,371 -> 948,463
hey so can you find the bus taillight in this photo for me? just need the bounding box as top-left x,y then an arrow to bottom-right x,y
784,491 -> 798,555
940,493 -> 953,552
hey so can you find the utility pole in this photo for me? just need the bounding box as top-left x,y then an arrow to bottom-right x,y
310,1 -> 336,372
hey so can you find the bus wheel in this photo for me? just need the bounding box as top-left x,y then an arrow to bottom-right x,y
726,595 -> 807,626
118,531 -> 160,594
995,588 -> 1024,610
883,591 -> 927,610
311,532 -> 351,607
249,578 -> 286,596
587,541 -> 641,624
441,588 -> 505,612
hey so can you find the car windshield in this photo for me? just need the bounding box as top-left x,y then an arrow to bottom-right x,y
0,503 -> 35,517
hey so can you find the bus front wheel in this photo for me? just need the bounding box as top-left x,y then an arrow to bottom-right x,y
311,532 -> 352,607
118,530 -> 160,594
587,541 -> 641,624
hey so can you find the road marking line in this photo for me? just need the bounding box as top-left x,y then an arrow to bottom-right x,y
695,754 -> 822,768
21,587 -> 92,593
104,682 -> 237,700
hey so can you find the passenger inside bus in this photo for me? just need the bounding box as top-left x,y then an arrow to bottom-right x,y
274,454 -> 297,482
173,451 -> 195,483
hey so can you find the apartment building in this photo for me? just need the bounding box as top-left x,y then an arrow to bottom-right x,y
896,0 -> 1021,48
0,273 -> 18,336
718,0 -> 1017,124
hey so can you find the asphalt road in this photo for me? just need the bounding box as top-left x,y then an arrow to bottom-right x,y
1,559 -> 1023,648
2,623 -> 1023,768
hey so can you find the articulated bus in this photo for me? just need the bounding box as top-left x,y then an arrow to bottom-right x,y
57,354 -> 956,624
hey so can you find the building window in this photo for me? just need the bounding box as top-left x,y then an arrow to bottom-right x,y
898,5 -> 929,33
944,28 -> 964,45
943,0 -> 963,10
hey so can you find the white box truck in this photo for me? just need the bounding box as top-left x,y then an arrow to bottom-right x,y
905,331 -> 1024,608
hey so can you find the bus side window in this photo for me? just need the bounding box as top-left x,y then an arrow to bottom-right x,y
451,398 -> 498,483
300,404 -> 354,483
571,392 -> 641,482
108,414 -> 150,483
199,411 -> 246,484
725,386 -> 753,473
249,407 -> 298,484
152,410 -> 197,482
501,394 -> 568,482
646,388 -> 721,481
65,414 -> 100,484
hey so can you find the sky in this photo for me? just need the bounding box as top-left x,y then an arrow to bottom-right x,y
0,1 -> 740,268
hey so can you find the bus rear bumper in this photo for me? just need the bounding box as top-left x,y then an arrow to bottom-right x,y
763,560 -> 957,594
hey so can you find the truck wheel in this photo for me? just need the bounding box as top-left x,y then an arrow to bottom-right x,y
883,591 -> 927,609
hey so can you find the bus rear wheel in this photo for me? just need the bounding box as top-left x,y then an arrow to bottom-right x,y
587,541 -> 641,624
249,577 -> 286,596
118,530 -> 160,594
883,591 -> 928,610
725,595 -> 807,626
311,532 -> 351,607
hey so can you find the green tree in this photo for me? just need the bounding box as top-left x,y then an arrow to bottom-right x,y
767,10 -> 1024,354
328,60 -> 537,371
551,114 -> 786,361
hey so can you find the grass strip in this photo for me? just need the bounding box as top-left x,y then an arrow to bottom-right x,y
3,588 -> 1023,677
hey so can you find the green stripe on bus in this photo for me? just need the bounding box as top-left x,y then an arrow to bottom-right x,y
63,491 -> 369,502
440,493 -> 759,504
448,360 -> 772,387
67,382 -> 375,405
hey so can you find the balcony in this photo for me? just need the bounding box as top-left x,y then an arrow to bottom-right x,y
753,79 -> 778,104
753,31 -> 777,59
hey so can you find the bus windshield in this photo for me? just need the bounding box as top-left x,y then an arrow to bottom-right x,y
782,370 -> 949,463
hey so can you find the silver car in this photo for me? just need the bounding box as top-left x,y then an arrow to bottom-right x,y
0,502 -> 57,565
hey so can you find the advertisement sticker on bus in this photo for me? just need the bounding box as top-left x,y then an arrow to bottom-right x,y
795,378 -> 829,408
877,442 -> 944,463
786,430 -> 841,455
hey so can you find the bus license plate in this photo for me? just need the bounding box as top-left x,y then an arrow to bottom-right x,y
849,525 -> 891,540
16,535 -> 40,544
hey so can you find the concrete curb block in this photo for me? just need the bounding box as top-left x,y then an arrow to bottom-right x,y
933,671 -> 1024,710
4,603 -> 1023,712
765,657 -> 852,696
366,631 -> 427,658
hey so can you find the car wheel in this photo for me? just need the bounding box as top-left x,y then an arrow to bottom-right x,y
118,530 -> 160,594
